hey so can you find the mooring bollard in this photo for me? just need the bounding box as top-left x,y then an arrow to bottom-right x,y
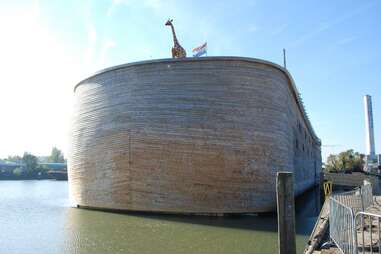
276,172 -> 296,254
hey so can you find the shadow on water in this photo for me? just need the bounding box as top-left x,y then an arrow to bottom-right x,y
0,180 -> 324,254
76,185 -> 322,235
77,206 -> 279,232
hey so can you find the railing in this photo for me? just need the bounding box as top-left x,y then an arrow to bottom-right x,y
355,212 -> 381,254
332,188 -> 363,214
329,182 -> 375,254
361,183 -> 374,211
330,197 -> 357,254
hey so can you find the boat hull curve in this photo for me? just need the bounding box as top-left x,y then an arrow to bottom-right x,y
69,57 -> 322,214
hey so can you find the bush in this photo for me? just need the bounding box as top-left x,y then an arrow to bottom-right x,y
13,167 -> 23,177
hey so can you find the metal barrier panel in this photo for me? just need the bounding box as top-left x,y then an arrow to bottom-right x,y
329,184 -> 375,254
331,184 -> 374,216
361,183 -> 374,211
333,188 -> 363,214
330,197 -> 357,254
355,212 -> 381,254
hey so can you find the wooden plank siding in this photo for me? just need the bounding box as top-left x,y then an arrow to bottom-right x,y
69,57 -> 322,214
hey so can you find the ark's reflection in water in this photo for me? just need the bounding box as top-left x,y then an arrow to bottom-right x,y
63,186 -> 321,254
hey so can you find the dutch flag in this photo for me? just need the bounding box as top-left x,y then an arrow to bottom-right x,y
192,42 -> 207,57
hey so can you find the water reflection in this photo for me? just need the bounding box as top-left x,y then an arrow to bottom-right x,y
63,186 -> 322,254
0,181 -> 321,254
64,208 -> 279,254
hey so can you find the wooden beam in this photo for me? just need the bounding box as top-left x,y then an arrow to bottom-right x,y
277,171 -> 296,254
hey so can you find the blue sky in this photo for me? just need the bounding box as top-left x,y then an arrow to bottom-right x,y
0,0 -> 380,161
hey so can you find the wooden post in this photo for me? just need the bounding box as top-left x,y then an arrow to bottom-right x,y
319,172 -> 324,204
277,172 -> 296,254
319,172 -> 324,189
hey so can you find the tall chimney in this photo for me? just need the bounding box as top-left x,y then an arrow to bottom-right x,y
364,95 -> 376,156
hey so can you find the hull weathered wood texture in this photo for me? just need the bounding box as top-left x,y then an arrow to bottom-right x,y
69,57 -> 322,214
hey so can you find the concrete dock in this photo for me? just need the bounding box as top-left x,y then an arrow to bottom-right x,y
311,197 -> 381,254
305,178 -> 381,254
304,199 -> 330,254
324,172 -> 379,193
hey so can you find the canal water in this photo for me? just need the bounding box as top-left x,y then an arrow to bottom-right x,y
0,180 -> 321,254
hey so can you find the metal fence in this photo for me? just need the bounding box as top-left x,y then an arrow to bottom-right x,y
355,212 -> 381,254
332,188 -> 363,214
330,197 -> 357,254
361,182 -> 374,212
329,182 -> 375,254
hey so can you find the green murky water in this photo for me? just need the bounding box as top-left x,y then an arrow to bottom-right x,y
0,181 -> 321,254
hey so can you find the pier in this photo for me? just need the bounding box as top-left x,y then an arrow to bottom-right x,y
324,172 -> 379,193
303,175 -> 381,254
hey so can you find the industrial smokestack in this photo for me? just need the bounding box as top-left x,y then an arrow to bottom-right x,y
364,95 -> 376,156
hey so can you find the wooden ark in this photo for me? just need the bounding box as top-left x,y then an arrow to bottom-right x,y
69,57 -> 322,214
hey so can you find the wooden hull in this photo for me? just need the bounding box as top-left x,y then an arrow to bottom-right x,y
69,57 -> 322,214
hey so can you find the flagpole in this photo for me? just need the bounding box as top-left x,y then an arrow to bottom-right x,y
192,42 -> 207,57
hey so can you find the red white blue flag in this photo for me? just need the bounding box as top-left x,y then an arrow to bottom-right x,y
192,42 -> 207,57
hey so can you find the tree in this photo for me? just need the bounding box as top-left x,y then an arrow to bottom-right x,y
325,149 -> 364,173
22,152 -> 38,172
13,167 -> 23,177
326,154 -> 341,172
6,155 -> 22,163
48,147 -> 65,163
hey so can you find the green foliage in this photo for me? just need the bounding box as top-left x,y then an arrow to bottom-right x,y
1,149 -> 65,179
325,149 -> 364,173
22,152 -> 38,172
6,155 -> 22,163
48,147 -> 65,163
39,164 -> 49,170
37,156 -> 49,163
13,167 -> 23,176
37,164 -> 49,174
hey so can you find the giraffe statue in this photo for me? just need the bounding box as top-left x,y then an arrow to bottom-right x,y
165,19 -> 187,58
